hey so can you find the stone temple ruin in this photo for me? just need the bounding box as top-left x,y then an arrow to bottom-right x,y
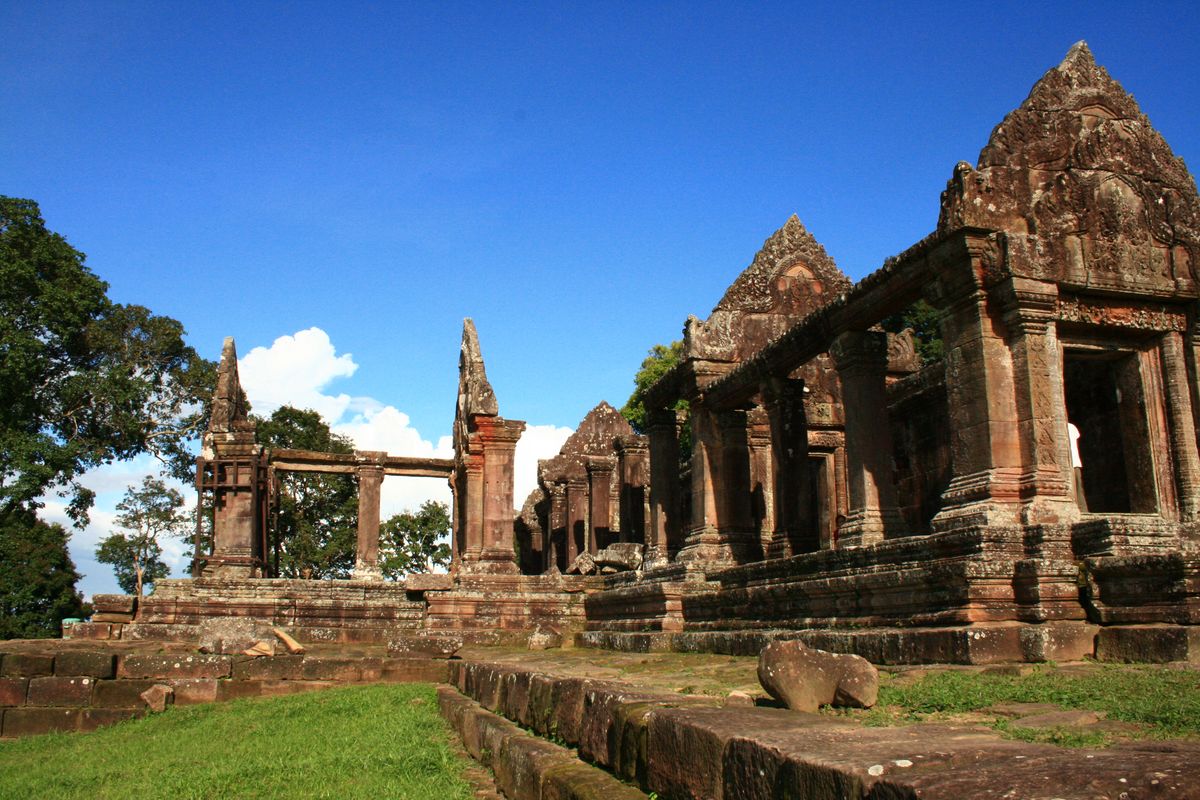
80,43 -> 1197,666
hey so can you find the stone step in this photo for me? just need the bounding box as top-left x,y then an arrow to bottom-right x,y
446,658 -> 1200,799
437,686 -> 647,800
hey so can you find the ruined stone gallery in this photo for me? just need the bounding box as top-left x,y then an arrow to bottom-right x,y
73,43 -> 1197,667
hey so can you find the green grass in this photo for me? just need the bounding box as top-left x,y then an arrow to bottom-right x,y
844,664 -> 1200,744
0,683 -> 474,800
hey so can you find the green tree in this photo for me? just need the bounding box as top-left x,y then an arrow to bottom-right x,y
256,406 -> 358,578
380,500 -> 452,578
0,196 -> 216,525
95,475 -> 189,596
619,340 -> 686,434
0,508 -> 85,639
881,299 -> 944,365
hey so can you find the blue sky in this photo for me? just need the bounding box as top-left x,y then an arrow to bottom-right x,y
4,1 -> 1198,596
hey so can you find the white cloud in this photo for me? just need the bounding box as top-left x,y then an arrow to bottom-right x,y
514,424 -> 574,507
239,327 -> 358,421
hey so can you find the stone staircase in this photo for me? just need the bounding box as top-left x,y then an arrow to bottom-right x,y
439,658 -> 1200,799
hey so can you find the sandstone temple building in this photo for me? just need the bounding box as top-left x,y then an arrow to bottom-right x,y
88,43 -> 1198,666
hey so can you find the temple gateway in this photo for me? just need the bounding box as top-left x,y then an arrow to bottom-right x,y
94,43 -> 1198,666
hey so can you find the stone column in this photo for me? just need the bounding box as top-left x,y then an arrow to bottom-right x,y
716,408 -> 757,560
474,417 -> 524,574
994,277 -> 1077,525
615,435 -> 649,545
586,456 -> 615,554
746,406 -> 774,556
1162,330 -> 1200,520
352,453 -> 386,580
565,476 -> 588,566
677,404 -> 728,563
546,481 -> 567,572
929,236 -> 1022,532
646,407 -> 682,568
829,330 -> 904,546
762,377 -> 811,558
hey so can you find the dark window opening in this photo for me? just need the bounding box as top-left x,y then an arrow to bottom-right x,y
1063,351 -> 1157,514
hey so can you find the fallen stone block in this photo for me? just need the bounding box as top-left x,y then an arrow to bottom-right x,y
243,640 -> 276,658
757,640 -> 878,712
272,627 -> 306,654
567,552 -> 597,576
139,684 -> 174,713
54,650 -> 116,678
527,625 -> 562,651
198,617 -> 276,655
594,543 -> 644,571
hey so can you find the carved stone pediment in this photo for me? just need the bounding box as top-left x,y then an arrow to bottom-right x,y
938,42 -> 1199,298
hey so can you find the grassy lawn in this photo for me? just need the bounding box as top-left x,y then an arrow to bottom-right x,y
844,664 -> 1200,746
0,683 -> 474,800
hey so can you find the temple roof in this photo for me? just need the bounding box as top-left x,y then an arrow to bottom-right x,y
685,216 -> 850,362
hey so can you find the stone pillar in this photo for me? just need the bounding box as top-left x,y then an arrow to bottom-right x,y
677,404 -> 728,563
546,481 -> 567,572
205,447 -> 266,577
586,456 -> 615,554
762,377 -> 811,558
646,407 -> 682,568
565,476 -> 588,566
930,237 -> 1022,531
1162,330 -> 1200,520
352,453 -> 385,580
717,408 -> 757,560
829,330 -> 905,546
994,278 -> 1077,525
473,417 -> 524,574
615,435 -> 649,545
746,406 -> 774,556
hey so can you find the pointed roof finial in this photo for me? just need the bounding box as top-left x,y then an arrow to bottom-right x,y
209,337 -> 250,433
457,318 -> 499,417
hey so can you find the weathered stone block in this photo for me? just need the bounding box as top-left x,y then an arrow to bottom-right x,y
260,680 -> 335,697
0,653 -> 54,677
758,641 -> 878,712
3,707 -> 81,736
404,573 -> 454,591
1096,625 -> 1200,663
386,634 -> 462,658
90,613 -> 135,624
92,594 -> 137,614
168,678 -> 219,705
216,680 -> 265,701
139,684 -> 174,712
232,655 -> 304,681
0,678 -> 28,707
118,654 -> 232,680
27,676 -> 94,707
54,650 -> 116,678
68,622 -> 116,640
93,679 -> 159,708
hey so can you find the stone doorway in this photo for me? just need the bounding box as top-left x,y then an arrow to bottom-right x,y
1063,349 -> 1158,514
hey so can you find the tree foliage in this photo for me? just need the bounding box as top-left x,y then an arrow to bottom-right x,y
0,508 -> 85,638
619,340 -> 686,434
256,406 -> 359,578
95,475 -> 188,596
881,299 -> 945,365
0,196 -> 215,525
380,500 -> 452,578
